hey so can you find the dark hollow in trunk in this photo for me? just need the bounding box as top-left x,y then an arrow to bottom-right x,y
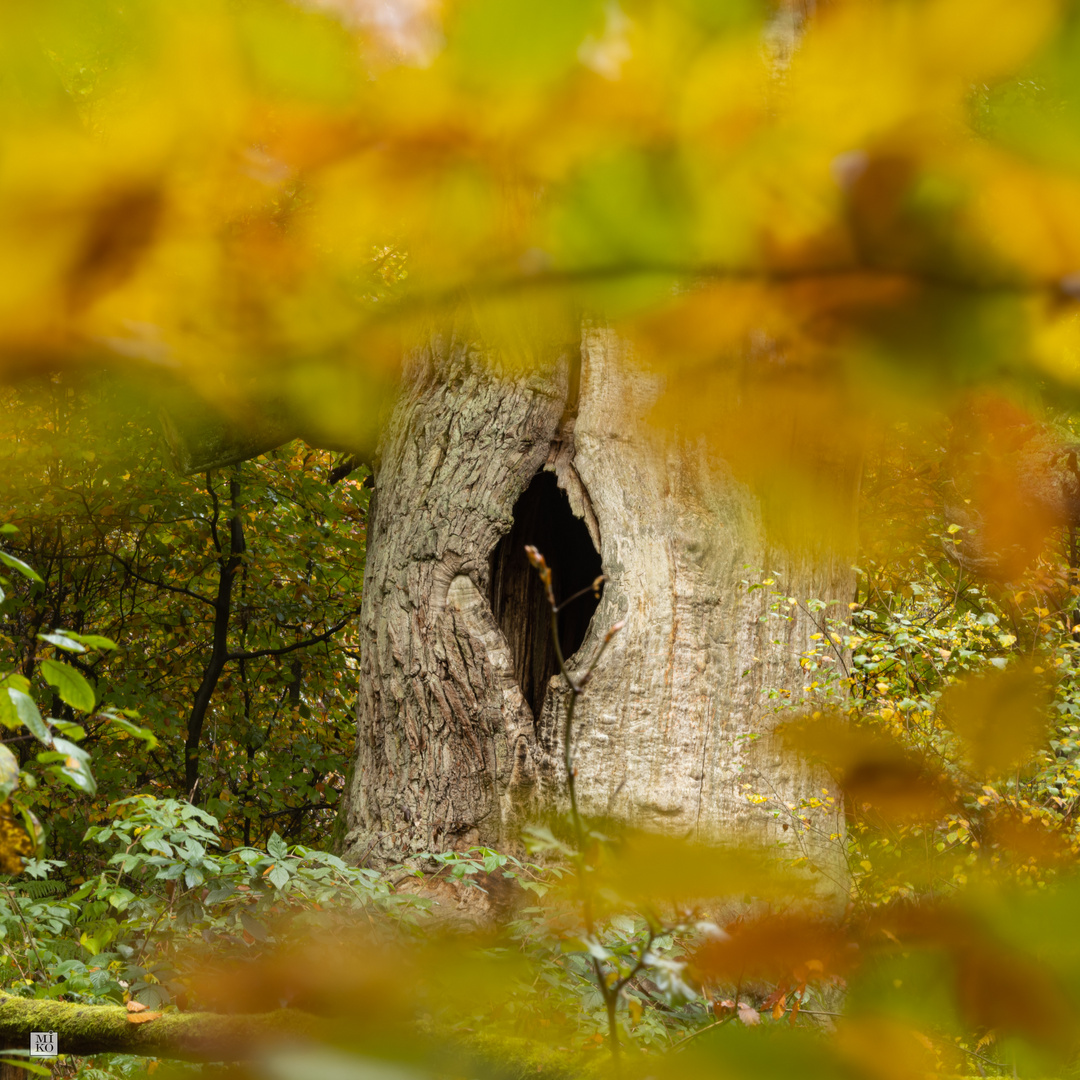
489,470 -> 602,719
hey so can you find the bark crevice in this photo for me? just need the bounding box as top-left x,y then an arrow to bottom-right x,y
341,328 -> 851,905
489,470 -> 603,721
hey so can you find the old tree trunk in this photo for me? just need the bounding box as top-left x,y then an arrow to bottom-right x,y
339,325 -> 853,899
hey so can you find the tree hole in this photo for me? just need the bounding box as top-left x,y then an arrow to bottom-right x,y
490,471 -> 603,719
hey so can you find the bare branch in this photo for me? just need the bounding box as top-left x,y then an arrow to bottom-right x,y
226,613 -> 357,661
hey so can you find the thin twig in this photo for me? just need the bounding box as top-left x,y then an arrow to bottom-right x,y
667,1014 -> 736,1050
526,545 -> 627,1072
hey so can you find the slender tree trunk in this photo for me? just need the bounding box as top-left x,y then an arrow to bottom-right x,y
185,473 -> 245,797
341,325 -> 853,898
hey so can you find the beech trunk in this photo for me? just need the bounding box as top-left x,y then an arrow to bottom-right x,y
340,325 -> 852,897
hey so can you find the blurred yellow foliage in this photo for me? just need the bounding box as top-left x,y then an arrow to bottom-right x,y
2,0 -> 1079,455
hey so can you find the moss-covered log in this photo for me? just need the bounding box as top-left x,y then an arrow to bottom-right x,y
0,994 -> 327,1061
0,997 -> 584,1080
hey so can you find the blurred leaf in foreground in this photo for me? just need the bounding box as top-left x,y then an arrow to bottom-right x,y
938,662 -> 1051,776
779,712 -> 955,824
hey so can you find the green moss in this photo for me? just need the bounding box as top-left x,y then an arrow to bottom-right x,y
0,995 -> 327,1061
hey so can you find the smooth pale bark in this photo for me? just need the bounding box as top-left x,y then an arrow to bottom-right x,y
341,326 -> 852,898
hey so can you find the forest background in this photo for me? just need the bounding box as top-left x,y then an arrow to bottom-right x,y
4,0 -> 1080,1077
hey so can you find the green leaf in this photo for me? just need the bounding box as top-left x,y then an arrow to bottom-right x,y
236,0 -> 356,104
268,865 -> 290,890
519,881 -> 550,897
267,832 -> 288,861
0,745 -> 18,800
683,0 -> 765,35
50,720 -> 86,740
0,1060 -> 49,1078
37,632 -> 86,653
49,762 -> 96,795
103,712 -> 158,749
0,693 -> 16,732
240,911 -> 269,941
107,888 -> 134,911
49,737 -> 96,795
451,0 -> 605,86
6,689 -> 51,745
15,808 -> 40,858
65,632 -> 118,651
0,550 -> 42,583
40,659 -> 95,712
549,149 -> 693,273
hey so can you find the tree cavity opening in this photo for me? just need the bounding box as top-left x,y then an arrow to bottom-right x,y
490,470 -> 603,720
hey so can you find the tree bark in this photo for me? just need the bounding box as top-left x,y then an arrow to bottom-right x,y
342,329 -> 569,864
340,324 -> 853,898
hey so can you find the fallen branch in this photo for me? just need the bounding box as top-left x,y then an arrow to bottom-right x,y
0,997 -> 581,1080
0,995 -> 327,1061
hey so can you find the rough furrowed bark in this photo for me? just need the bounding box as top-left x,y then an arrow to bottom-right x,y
342,328 -> 571,866
0,995 -> 328,1062
342,323 -> 854,900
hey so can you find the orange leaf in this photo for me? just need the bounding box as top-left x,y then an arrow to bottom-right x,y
127,1011 -> 163,1024
126,1001 -> 149,1013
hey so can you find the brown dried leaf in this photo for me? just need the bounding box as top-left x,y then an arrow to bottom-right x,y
736,1002 -> 761,1026
67,187 -> 163,311
127,1011 -> 163,1024
987,809 -> 1073,865
125,1001 -> 149,1013
944,394 -> 1067,581
693,913 -> 854,985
